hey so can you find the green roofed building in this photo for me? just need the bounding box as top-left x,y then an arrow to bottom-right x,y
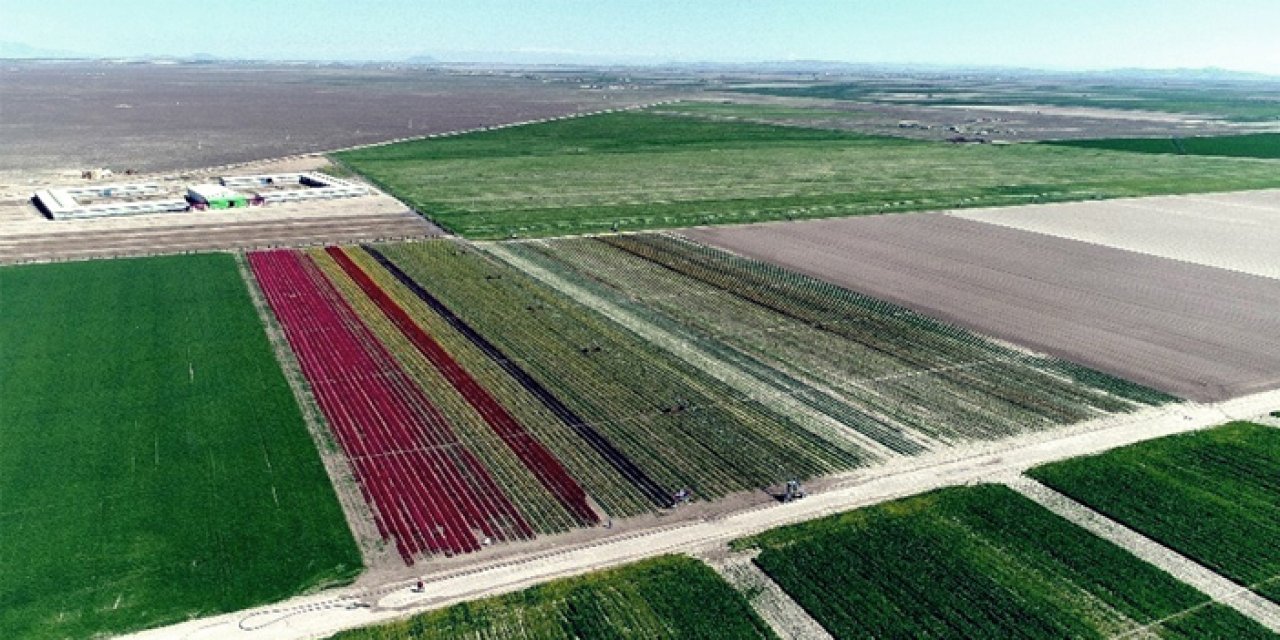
187,184 -> 249,209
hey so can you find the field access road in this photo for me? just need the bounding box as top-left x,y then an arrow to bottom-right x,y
123,388 -> 1280,640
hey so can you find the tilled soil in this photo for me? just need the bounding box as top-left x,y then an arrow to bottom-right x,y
0,62 -> 674,173
685,212 -> 1280,402
952,190 -> 1280,280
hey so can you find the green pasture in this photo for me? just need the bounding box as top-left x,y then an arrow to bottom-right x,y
335,111 -> 1280,239
0,254 -> 360,638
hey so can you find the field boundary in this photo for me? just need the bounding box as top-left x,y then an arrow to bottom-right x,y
169,100 -> 682,189
234,253 -> 395,573
706,551 -> 835,640
1006,475 -> 1280,633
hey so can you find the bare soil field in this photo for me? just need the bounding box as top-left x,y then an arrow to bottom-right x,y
952,190 -> 1280,280
685,212 -> 1280,402
0,62 -> 674,172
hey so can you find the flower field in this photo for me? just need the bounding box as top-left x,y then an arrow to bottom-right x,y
248,235 -> 1180,564
249,242 -> 861,564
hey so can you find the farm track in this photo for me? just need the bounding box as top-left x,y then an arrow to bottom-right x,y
122,389 -> 1280,640
708,554 -> 836,640
1006,476 -> 1280,633
0,212 -> 440,264
686,212 -> 1280,402
362,245 -> 676,510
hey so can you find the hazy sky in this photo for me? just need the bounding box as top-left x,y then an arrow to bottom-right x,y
3,0 -> 1279,73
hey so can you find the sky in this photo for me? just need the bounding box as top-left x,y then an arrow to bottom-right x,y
2,0 -> 1279,74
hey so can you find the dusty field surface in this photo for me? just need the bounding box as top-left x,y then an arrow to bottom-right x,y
952,190 -> 1280,280
0,62 -> 674,173
685,213 -> 1280,402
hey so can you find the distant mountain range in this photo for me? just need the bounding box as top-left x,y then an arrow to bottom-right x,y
1,39 -> 1275,81
0,40 -> 88,59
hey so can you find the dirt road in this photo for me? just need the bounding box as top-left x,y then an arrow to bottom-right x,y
121,388 -> 1280,640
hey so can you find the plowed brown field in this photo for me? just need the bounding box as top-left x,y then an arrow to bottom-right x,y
685,212 -> 1280,402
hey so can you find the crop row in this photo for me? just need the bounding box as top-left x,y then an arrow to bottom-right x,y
324,246 -> 598,528
513,233 -> 1172,454
735,485 -> 1273,638
327,555 -> 775,639
1028,421 -> 1280,604
305,248 -> 588,535
249,250 -> 532,563
340,246 -> 661,517
376,241 -> 863,499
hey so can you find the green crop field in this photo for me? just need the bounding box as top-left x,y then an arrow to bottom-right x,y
502,234 -> 1170,456
328,555 -> 776,639
334,111 -> 1280,239
733,485 -> 1271,639
1029,421 -> 1280,603
375,240 -> 862,504
0,255 -> 360,639
1045,133 -> 1280,159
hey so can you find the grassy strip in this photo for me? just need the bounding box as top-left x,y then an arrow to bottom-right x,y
1028,421 -> 1280,603
735,484 -> 1273,639
1044,133 -> 1280,159
728,82 -> 1280,122
335,111 -> 1280,239
0,255 -> 360,639
328,555 -> 776,639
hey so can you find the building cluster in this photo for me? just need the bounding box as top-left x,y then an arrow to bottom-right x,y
34,172 -> 368,220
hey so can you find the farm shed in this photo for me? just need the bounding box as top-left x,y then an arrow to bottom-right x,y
33,183 -> 189,220
187,184 -> 248,209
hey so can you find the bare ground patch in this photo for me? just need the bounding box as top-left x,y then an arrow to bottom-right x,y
952,189 -> 1280,280
685,212 -> 1280,402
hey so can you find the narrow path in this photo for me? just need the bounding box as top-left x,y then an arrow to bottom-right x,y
1006,475 -> 1280,634
708,553 -> 835,640
234,253 -> 394,571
